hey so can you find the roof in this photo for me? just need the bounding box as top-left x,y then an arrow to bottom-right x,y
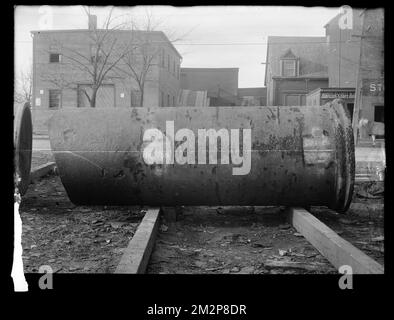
297,71 -> 328,78
31,29 -> 182,59
323,12 -> 342,28
280,49 -> 298,59
264,36 -> 328,85
323,8 -> 365,28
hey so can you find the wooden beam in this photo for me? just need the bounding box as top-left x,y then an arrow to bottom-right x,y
30,162 -> 56,182
115,208 -> 161,274
287,207 -> 384,274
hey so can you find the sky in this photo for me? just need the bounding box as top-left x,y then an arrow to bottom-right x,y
14,5 -> 339,88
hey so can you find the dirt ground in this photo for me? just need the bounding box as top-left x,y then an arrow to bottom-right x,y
19,173 -> 144,273
148,207 -> 337,274
147,201 -> 383,274
30,150 -> 54,169
20,151 -> 383,274
309,206 -> 384,265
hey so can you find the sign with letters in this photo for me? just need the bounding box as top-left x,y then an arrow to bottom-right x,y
321,91 -> 355,100
362,79 -> 384,96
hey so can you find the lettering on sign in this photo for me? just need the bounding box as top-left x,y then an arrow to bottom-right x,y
362,79 -> 384,96
321,92 -> 355,99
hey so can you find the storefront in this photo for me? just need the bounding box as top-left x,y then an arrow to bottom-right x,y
306,87 -> 355,121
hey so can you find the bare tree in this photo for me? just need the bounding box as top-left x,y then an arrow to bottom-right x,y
14,68 -> 32,104
40,6 -> 194,108
118,23 -> 160,107
115,8 -> 193,107
41,6 -> 133,108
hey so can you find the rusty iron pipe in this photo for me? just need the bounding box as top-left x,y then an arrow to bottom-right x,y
48,99 -> 354,212
14,102 -> 33,196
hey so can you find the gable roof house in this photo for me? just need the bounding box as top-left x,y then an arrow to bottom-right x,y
264,36 -> 329,106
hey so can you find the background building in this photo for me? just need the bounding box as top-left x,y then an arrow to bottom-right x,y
352,8 -> 384,142
318,8 -> 384,141
237,87 -> 267,106
177,89 -> 210,107
264,36 -> 329,106
31,16 -> 182,134
324,9 -> 363,88
180,67 -> 240,106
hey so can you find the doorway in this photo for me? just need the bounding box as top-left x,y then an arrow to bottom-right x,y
346,103 -> 354,122
374,105 -> 384,123
374,105 -> 384,139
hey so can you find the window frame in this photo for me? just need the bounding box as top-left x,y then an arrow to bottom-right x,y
374,105 -> 384,123
48,89 -> 62,109
49,53 -> 61,63
281,59 -> 297,77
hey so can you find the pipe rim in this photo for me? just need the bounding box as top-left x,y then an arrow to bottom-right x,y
330,99 -> 355,213
14,102 -> 33,196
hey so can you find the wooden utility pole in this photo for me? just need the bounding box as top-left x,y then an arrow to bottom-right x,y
352,11 -> 365,146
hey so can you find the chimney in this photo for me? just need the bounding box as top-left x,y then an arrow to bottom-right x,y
88,15 -> 97,30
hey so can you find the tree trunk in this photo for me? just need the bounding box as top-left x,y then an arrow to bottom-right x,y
140,89 -> 144,107
90,88 -> 97,108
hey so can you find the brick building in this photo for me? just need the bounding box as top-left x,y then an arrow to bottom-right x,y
324,9 -> 363,88
264,36 -> 329,106
31,16 -> 182,134
308,8 -> 384,139
352,8 -> 384,140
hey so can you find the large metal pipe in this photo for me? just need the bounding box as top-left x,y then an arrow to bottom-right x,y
14,102 -> 33,196
48,99 -> 354,212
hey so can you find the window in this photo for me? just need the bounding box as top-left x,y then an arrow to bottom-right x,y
173,95 -> 176,107
347,103 -> 354,122
168,55 -> 170,72
173,59 -> 175,74
284,94 -> 305,106
167,94 -> 170,107
282,60 -> 296,77
90,45 -> 103,64
49,53 -> 61,63
49,89 -> 61,108
161,91 -> 164,107
374,105 -> 384,123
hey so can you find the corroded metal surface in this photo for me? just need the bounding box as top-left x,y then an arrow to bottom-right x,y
48,99 -> 354,211
14,102 -> 33,196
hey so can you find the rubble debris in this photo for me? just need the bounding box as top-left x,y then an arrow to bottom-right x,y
371,236 -> 384,242
160,224 -> 169,232
20,174 -> 142,273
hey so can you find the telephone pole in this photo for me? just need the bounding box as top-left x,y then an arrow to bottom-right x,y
352,11 -> 365,145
